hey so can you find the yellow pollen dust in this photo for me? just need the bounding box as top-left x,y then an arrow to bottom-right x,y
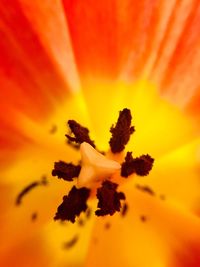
77,142 -> 121,188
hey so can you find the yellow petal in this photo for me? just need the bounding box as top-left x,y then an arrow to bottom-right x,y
86,184 -> 200,267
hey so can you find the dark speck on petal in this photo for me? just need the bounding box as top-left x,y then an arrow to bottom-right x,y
63,235 -> 79,249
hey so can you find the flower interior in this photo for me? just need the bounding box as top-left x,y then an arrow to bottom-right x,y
52,108 -> 154,223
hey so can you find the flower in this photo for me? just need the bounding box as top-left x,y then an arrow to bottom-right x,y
1,1 -> 200,267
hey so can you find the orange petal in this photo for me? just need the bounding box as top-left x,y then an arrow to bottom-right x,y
144,137 -> 200,214
86,186 -> 200,267
0,90 -> 90,168
170,240 -> 200,267
43,215 -> 95,267
63,0 -> 165,80
184,89 -> 200,124
108,0 -> 200,112
0,94 -> 91,247
0,234 -> 50,267
150,0 -> 200,108
0,0 -> 80,121
63,0 -> 119,79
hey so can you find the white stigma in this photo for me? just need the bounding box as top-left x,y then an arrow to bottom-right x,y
77,142 -> 121,188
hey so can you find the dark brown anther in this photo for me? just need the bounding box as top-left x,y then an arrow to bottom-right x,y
109,109 -> 135,153
54,186 -> 90,223
52,161 -> 81,181
66,120 -> 95,147
95,180 -> 125,216
133,154 -> 154,176
121,152 -> 154,177
121,152 -> 135,177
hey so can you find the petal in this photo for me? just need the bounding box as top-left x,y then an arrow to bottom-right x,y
16,0 -> 81,92
78,80 -> 199,158
0,170 -> 94,267
0,0 -> 81,120
63,0 -> 165,80
43,214 -> 95,267
144,137 -> 200,213
125,80 -> 199,157
0,234 -> 50,267
151,0 -> 200,108
63,0 -> 120,79
85,185 -> 200,267
184,89 -> 200,123
0,92 -> 92,249
170,240 -> 200,267
114,0 -> 200,110
0,90 -> 91,168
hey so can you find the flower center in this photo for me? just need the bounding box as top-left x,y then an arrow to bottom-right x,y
78,142 -> 121,188
52,108 -> 154,223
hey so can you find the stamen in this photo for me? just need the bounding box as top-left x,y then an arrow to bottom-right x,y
95,180 -> 125,216
52,161 -> 81,181
133,155 -> 154,176
121,152 -> 135,177
121,152 -> 154,177
66,120 -> 95,147
109,108 -> 135,153
54,186 -> 90,223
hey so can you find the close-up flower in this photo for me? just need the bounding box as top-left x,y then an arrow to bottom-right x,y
1,0 -> 200,267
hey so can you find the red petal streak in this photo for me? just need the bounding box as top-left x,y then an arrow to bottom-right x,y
63,0 -> 164,80
18,0 -> 81,92
170,241 -> 200,267
63,0 -> 119,79
118,0 -> 160,79
151,0 -> 200,107
185,90 -> 200,123
0,0 -> 80,121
